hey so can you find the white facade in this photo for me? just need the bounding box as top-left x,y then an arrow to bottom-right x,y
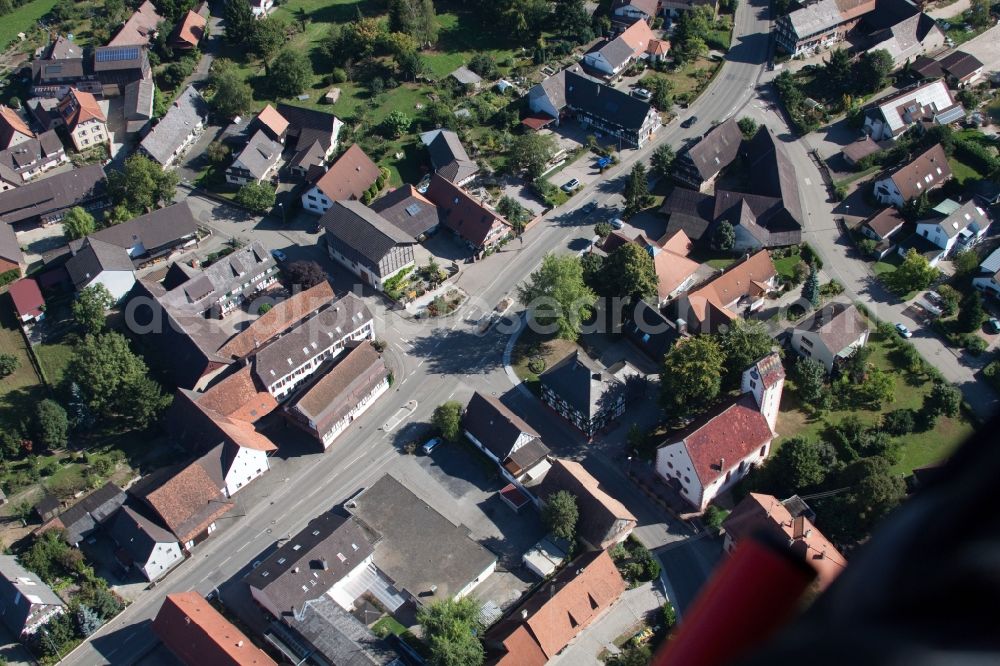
317,377 -> 390,449
251,0 -> 274,17
528,87 -> 561,123
464,429 -> 536,465
873,177 -> 905,208
614,1 -> 655,22
139,540 -> 184,582
265,318 -> 374,398
302,185 -> 333,214
326,244 -> 414,292
916,207 -> 990,256
69,119 -> 108,151
742,365 -> 783,433
223,447 -> 271,497
83,269 -> 136,302
791,327 -> 870,374
582,51 -> 626,76
974,274 -> 1000,297
453,559 -> 497,600
656,440 -> 771,511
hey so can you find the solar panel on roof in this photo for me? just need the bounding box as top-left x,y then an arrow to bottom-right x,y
96,46 -> 139,62
405,203 -> 422,216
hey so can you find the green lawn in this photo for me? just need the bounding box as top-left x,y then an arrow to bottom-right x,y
777,331 -> 974,475
0,299 -> 41,400
0,0 -> 59,50
706,258 -> 736,270
773,252 -> 803,280
948,157 -> 983,185
659,57 -> 721,100
35,341 -> 74,387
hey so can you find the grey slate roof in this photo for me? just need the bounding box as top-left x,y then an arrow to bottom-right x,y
421,129 -> 479,184
676,118 -> 744,185
76,201 -> 199,256
350,474 -> 497,602
795,302 -> 868,357
462,391 -> 540,461
0,555 -> 64,635
939,50 -> 984,80
287,595 -> 399,666
322,200 -> 416,268
253,292 -> 373,383
124,79 -> 154,133
276,103 -> 340,168
244,511 -> 375,617
109,504 -> 179,565
370,185 -> 443,239
0,164 -> 106,226
140,85 -> 207,165
590,36 -> 636,71
54,482 -> 126,545
0,219 -> 23,266
564,70 -> 654,132
65,238 -> 133,288
536,70 -> 567,111
231,129 -> 282,180
540,351 -> 624,420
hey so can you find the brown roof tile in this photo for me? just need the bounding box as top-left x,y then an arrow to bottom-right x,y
141,464 -> 233,544
888,143 -> 951,202
424,173 -> 510,248
255,104 -> 289,138
153,591 -> 278,666
217,281 -> 335,360
197,367 -> 279,423
487,550 -> 626,662
174,9 -> 207,47
863,207 -> 906,239
535,459 -> 636,549
723,493 -> 847,589
314,144 -> 380,201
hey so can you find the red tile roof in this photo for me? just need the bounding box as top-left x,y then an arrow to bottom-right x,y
9,278 -> 44,319
723,493 -> 847,589
197,367 -> 279,423
59,89 -> 106,130
313,144 -> 380,202
619,19 -> 656,56
684,250 -> 776,326
142,464 -> 233,544
153,591 -> 278,666
174,9 -> 207,47
673,393 -> 774,487
487,550 -> 626,662
0,105 -> 34,146
255,104 -> 289,138
425,173 -> 510,248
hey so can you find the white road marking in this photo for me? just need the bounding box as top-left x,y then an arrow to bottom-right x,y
220,556 -> 232,566
237,542 -> 250,552
804,177 -> 812,186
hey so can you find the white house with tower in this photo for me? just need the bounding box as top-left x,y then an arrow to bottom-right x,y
655,353 -> 785,512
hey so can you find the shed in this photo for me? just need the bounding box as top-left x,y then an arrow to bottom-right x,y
9,278 -> 45,323
34,494 -> 61,522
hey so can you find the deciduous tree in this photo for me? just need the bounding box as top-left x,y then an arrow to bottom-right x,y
34,400 -> 68,450
518,253 -> 597,341
885,248 -> 938,295
600,243 -> 658,300
432,401 -> 463,442
283,260 -> 327,289
269,48 -> 313,98
0,353 -> 19,378
62,207 -> 95,241
764,436 -> 826,496
737,116 -> 758,139
509,132 -> 556,178
249,16 -> 286,60
712,220 -> 735,251
957,291 -> 986,333
107,155 -> 179,219
542,490 -> 579,540
417,597 -> 484,666
792,356 -> 826,402
224,0 -> 255,44
388,0 -> 439,45
72,284 -> 115,336
497,196 -> 529,234
718,319 -> 774,386
660,336 -> 725,418
208,60 -> 254,120
235,181 -> 276,212
855,49 -> 893,93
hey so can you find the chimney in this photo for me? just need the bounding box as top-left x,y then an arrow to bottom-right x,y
237,640 -> 244,648
791,515 -> 806,540
293,566 -> 300,574
521,609 -> 528,620
321,559 -> 329,570
719,457 -> 725,471
676,318 -> 687,335
430,585 -> 438,594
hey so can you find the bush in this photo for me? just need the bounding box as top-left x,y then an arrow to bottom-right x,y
527,358 -> 546,374
964,334 -> 988,355
331,67 -> 347,83
0,268 -> 19,287
882,408 -> 916,435
258,303 -> 272,315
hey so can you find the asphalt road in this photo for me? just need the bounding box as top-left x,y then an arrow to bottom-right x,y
63,2 -> 776,661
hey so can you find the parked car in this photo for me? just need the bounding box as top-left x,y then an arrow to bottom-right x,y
987,318 -> 1000,334
270,249 -> 287,262
561,178 -> 581,192
631,88 -> 652,101
610,218 -> 625,230
926,290 -> 944,306
581,200 -> 598,213
596,156 -> 612,169
681,115 -> 698,128
895,323 -> 913,338
422,438 -> 442,455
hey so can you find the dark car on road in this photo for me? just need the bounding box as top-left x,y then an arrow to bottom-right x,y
681,115 -> 698,128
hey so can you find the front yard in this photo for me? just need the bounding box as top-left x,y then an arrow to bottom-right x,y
777,326 -> 975,475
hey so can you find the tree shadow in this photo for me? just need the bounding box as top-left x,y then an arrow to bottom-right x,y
405,326 -> 506,375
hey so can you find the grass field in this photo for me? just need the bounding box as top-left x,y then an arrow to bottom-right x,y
659,57 -> 720,100
35,341 -> 74,386
0,0 -> 59,51
773,252 -> 804,281
948,156 -> 984,185
0,298 -> 40,400
777,331 -> 974,475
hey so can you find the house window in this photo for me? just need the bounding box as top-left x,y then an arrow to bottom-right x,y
800,336 -> 813,347
760,445 -> 767,457
666,461 -> 673,469
683,476 -> 690,484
